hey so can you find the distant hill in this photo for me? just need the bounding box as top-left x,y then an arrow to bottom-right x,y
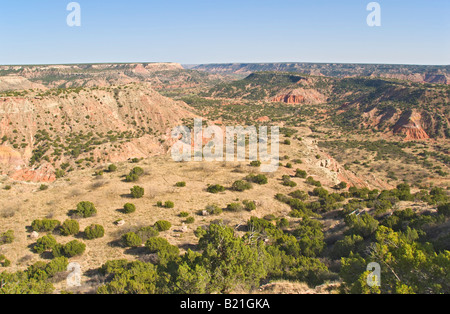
193,63 -> 450,85
204,72 -> 450,140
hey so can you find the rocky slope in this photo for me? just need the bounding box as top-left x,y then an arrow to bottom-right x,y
0,83 -> 196,182
193,63 -> 450,85
0,63 -> 224,91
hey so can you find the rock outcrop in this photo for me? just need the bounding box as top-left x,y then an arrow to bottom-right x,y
271,88 -> 326,105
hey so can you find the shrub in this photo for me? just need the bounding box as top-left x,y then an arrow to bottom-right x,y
0,255 -> 11,267
207,184 -> 225,194
175,182 -> 186,187
164,201 -> 175,209
185,217 -> 195,224
289,190 -> 309,201
130,186 -> 144,199
123,203 -> 136,214
145,237 -> 179,257
205,204 -> 223,215
45,257 -> 69,277
154,220 -> 172,232
232,180 -> 252,192
60,220 -> 80,236
31,219 -> 61,232
250,160 -> 262,167
121,232 -> 142,247
62,240 -> 86,257
306,177 -> 322,187
179,212 -> 190,218
0,230 -> 14,245
438,203 -> 450,217
125,167 -> 144,182
243,200 -> 256,211
295,169 -> 307,178
282,176 -> 297,187
39,184 -> 49,191
246,174 -> 268,185
226,203 -> 244,212
84,224 -> 105,240
34,235 -> 57,254
277,218 -> 290,229
125,173 -> 139,182
75,201 -> 97,218
136,227 -> 159,242
108,164 -> 117,172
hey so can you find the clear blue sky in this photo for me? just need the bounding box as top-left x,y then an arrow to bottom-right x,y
0,0 -> 448,65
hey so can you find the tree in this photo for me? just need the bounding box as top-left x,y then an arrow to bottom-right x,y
84,224 -> 105,240
232,180 -> 252,192
207,184 -> 225,194
122,232 -> 142,247
34,235 -> 57,254
123,203 -> 136,214
154,221 -> 172,232
130,186 -> 144,199
197,224 -> 271,293
75,201 -> 97,218
60,220 -> 80,236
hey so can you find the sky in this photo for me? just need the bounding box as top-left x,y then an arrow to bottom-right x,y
0,0 -> 448,65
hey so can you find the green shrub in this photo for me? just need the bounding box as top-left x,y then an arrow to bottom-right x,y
226,203 -> 244,212
179,212 -> 190,218
121,232 -> 142,247
34,235 -> 57,254
185,217 -> 195,224
243,200 -> 256,211
277,218 -> 290,229
205,204 -> 223,215
31,219 -> 61,232
232,180 -> 252,192
123,203 -> 136,214
125,173 -> 139,182
306,177 -> 322,187
250,160 -> 262,167
108,164 -> 117,172
136,227 -> 159,242
130,186 -> 144,199
75,201 -> 97,218
0,230 -> 14,245
289,190 -> 309,201
0,255 -> 11,267
295,169 -> 307,178
175,182 -> 186,187
154,220 -> 172,232
84,224 -> 105,240
164,201 -> 175,209
145,238 -> 179,257
60,220 -> 80,236
207,184 -> 225,194
39,184 -> 49,191
45,257 -> 69,277
62,240 -> 86,257
246,174 -> 268,185
438,203 -> 450,217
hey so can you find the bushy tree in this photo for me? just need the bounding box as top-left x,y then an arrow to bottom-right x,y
34,235 -> 57,254
0,230 -> 14,245
207,184 -> 225,194
31,219 -> 61,232
154,220 -> 172,232
130,186 -> 144,199
121,232 -> 142,247
75,201 -> 97,218
84,224 -> 105,240
232,180 -> 252,192
123,203 -> 136,214
60,219 -> 80,236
